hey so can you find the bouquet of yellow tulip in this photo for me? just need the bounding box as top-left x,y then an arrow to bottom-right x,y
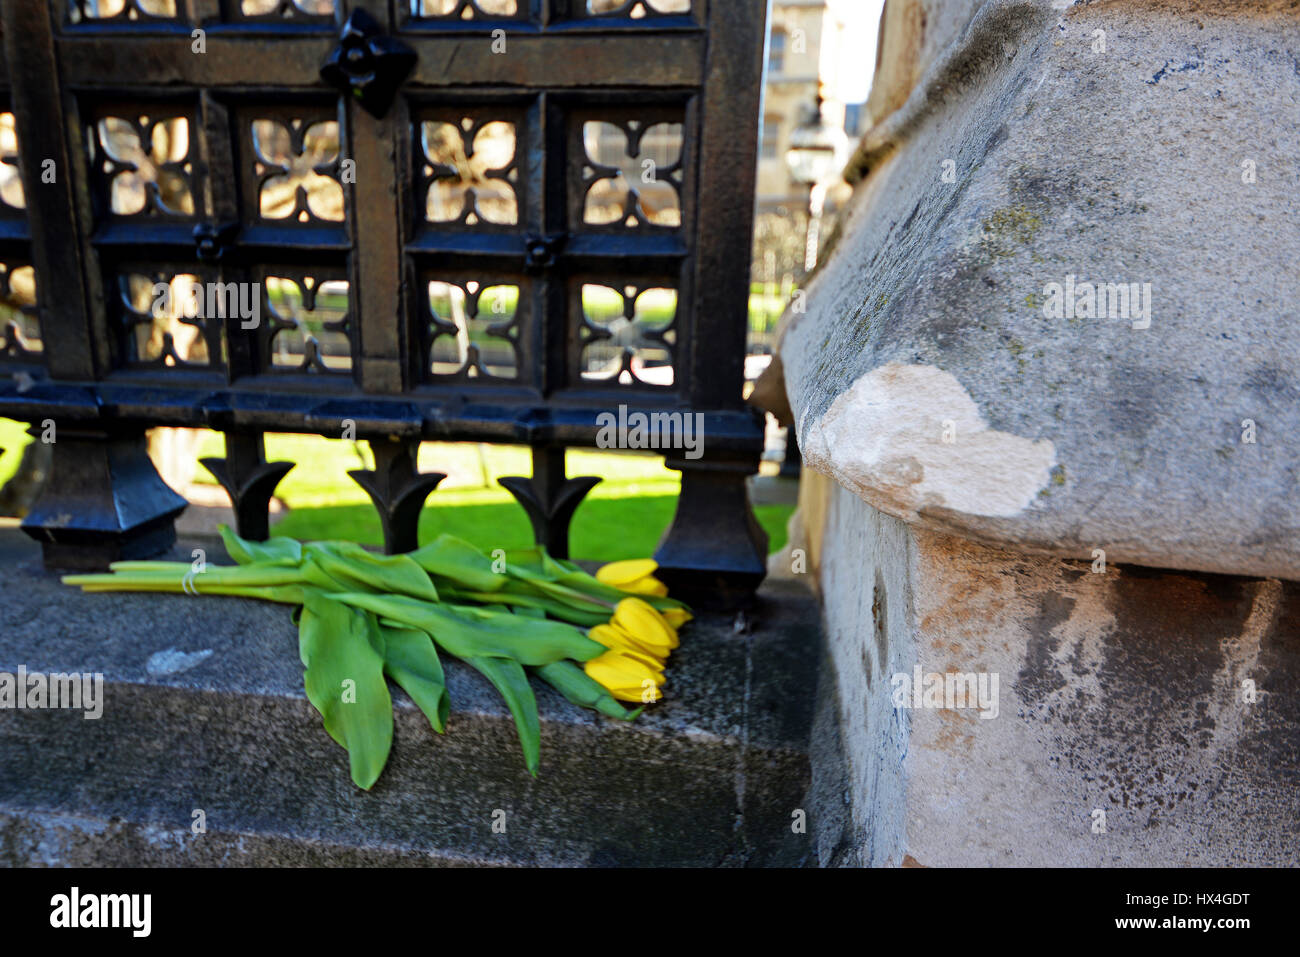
62,527 -> 692,789
584,560 -> 688,702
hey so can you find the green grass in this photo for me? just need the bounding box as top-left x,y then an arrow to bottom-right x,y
0,417 -> 30,488
271,494 -> 792,564
2,420 -> 793,562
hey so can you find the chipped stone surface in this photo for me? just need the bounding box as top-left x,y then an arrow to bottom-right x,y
801,362 -> 1057,519
777,0 -> 1300,868
145,648 -> 214,676
782,0 -> 1300,580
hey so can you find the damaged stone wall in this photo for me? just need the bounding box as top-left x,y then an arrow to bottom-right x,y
786,0 -> 1300,579
786,471 -> 1300,866
776,0 -> 1300,865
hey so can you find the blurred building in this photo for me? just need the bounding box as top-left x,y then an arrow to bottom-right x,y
756,0 -> 834,212
755,0 -> 882,213
749,0 -> 883,362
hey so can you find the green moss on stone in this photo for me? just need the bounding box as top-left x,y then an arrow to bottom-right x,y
979,204 -> 1044,259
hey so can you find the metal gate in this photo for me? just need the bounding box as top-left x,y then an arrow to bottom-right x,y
0,0 -> 769,605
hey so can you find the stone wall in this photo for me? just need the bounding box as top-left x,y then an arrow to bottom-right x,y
774,0 -> 1300,865
788,0 -> 1300,579
785,471 -> 1299,866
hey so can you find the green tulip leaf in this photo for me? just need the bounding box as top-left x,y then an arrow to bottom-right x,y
299,592 -> 393,790
219,525 -> 303,567
501,547 -> 547,577
466,655 -> 540,776
536,660 -> 640,721
305,542 -> 439,601
299,556 -> 352,592
378,622 -> 450,734
408,535 -> 504,592
329,592 -> 604,665
435,585 -> 610,627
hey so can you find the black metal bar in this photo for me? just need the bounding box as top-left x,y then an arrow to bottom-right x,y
2,0 -> 101,380
648,0 -> 771,603
345,5 -> 410,396
499,444 -> 599,559
0,381 -> 769,450
348,438 -> 445,554
20,422 -> 188,569
689,0 -> 766,411
654,447 -> 769,611
55,34 -> 704,90
199,431 -> 293,541
4,0 -> 193,565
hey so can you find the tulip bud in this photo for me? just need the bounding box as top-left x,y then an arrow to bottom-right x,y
612,597 -> 679,651
595,558 -> 669,597
588,623 -> 668,664
584,649 -> 667,702
660,607 -> 693,629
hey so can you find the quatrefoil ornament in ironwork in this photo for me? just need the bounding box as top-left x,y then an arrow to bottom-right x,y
524,233 -> 568,272
320,10 -> 417,120
193,221 -> 239,262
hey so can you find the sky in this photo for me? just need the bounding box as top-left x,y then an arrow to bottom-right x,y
822,0 -> 887,105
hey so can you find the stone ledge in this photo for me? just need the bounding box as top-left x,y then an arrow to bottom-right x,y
0,809 -> 512,868
0,524 -> 821,866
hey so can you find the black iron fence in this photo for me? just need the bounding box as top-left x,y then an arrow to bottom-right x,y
0,0 -> 769,606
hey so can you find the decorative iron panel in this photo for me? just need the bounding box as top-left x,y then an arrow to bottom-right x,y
0,0 -> 769,605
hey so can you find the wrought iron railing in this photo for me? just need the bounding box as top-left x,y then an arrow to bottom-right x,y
0,0 -> 769,606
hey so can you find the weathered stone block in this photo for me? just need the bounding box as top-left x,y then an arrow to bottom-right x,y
795,472 -> 1300,866
785,0 -> 1300,579
0,525 -> 820,867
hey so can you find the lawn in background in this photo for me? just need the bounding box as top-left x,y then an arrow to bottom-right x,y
0,421 -> 791,562
0,417 -> 29,489
187,432 -> 791,562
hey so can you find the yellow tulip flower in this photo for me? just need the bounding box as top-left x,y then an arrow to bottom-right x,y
595,558 -> 669,597
584,649 -> 666,702
619,646 -> 666,676
589,623 -> 668,666
660,607 -> 693,629
612,597 -> 679,652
